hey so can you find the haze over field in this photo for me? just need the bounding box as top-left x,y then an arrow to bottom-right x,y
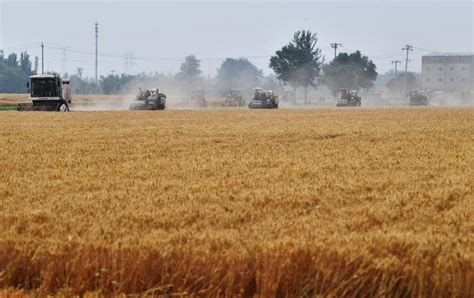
1,0 -> 473,77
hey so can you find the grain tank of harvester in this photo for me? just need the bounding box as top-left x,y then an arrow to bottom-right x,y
130,88 -> 166,110
222,89 -> 245,107
408,90 -> 430,106
17,74 -> 72,111
248,88 -> 279,109
191,90 -> 208,108
336,89 -> 361,107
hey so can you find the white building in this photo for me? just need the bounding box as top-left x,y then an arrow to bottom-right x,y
422,53 -> 473,95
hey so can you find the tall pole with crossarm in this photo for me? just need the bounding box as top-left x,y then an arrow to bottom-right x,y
95,21 -> 99,84
402,45 -> 413,95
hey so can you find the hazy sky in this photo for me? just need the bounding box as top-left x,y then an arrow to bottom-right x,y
1,0 -> 473,78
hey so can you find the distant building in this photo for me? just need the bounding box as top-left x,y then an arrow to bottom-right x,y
422,53 -> 473,94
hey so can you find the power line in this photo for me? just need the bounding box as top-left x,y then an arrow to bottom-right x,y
28,40 -> 275,64
1,42 -> 42,51
62,48 -> 67,75
3,39 -> 433,77
42,42 -> 274,67
43,41 -> 123,58
44,44 -> 118,58
124,52 -> 136,74
6,41 -> 272,63
412,46 -> 440,53
369,54 -> 401,60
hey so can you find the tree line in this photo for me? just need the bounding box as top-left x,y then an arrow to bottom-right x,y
0,30 -> 420,97
0,51 -> 38,92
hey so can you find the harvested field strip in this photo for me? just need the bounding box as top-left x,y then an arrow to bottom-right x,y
0,105 -> 16,110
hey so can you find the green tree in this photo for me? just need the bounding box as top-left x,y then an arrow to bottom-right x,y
100,73 -> 134,94
216,58 -> 262,95
270,30 -> 323,103
176,55 -> 201,82
20,51 -> 33,76
320,51 -> 377,97
34,56 -> 39,75
69,75 -> 97,94
5,53 -> 18,68
0,63 -> 27,92
0,51 -> 35,93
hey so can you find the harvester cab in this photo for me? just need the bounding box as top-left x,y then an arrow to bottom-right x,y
248,88 -> 278,109
336,89 -> 361,107
223,89 -> 245,107
17,74 -> 71,111
408,90 -> 430,106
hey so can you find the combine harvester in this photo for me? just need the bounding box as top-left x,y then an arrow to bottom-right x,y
248,88 -> 278,109
130,88 -> 166,110
408,90 -> 430,106
336,89 -> 361,107
222,89 -> 245,107
17,74 -> 71,111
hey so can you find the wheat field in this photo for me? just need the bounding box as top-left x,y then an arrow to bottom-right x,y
0,107 -> 472,296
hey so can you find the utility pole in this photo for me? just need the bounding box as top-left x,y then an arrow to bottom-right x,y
124,54 -> 129,75
95,21 -> 99,84
124,52 -> 134,75
77,67 -> 83,78
402,45 -> 413,73
62,49 -> 67,75
330,43 -> 342,59
401,45 -> 413,95
391,60 -> 401,76
128,53 -> 135,74
41,42 -> 44,74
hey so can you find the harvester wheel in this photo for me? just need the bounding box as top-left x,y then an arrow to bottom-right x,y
58,103 -> 70,112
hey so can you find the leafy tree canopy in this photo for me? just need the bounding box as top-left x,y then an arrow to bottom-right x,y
216,58 -> 262,95
0,51 -> 36,93
99,74 -> 135,95
176,55 -> 201,82
270,30 -> 323,92
320,51 -> 377,96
